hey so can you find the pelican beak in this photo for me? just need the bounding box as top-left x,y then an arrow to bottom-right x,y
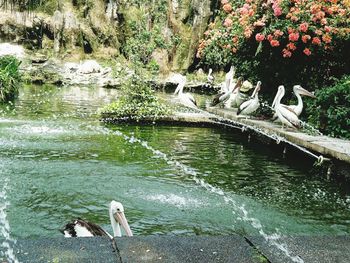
298,86 -> 316,98
252,81 -> 261,97
114,211 -> 133,237
232,77 -> 243,92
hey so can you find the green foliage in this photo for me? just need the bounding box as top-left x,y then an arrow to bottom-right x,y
146,59 -> 160,74
100,74 -> 171,120
307,76 -> 350,139
0,56 -> 22,103
121,0 -> 170,67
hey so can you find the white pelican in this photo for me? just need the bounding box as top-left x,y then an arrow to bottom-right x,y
284,85 -> 316,116
211,77 -> 243,107
174,75 -> 197,109
207,68 -> 214,84
237,81 -> 261,116
61,200 -> 133,238
272,85 -> 301,129
219,65 -> 235,93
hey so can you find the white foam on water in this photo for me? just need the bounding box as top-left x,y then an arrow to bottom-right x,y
0,178 -> 20,263
92,125 -> 304,263
145,193 -> 204,209
9,124 -> 67,135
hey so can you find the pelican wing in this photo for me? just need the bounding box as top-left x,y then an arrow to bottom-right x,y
237,99 -> 251,115
61,218 -> 110,237
277,106 -> 301,128
187,93 -> 197,106
211,92 -> 225,106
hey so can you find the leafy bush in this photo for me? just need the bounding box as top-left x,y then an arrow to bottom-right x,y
121,0 -> 171,67
100,74 -> 171,120
198,0 -> 350,93
0,56 -> 22,103
307,76 -> 350,139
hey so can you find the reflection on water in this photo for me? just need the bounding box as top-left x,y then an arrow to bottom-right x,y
0,85 -> 349,245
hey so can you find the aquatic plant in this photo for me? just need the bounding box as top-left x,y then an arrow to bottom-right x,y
99,74 -> 171,120
0,56 -> 22,103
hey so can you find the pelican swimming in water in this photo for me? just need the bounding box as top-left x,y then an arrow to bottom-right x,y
174,75 -> 197,109
211,77 -> 243,107
237,81 -> 261,116
272,85 -> 301,129
61,200 -> 133,238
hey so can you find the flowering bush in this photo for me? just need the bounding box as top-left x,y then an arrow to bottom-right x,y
197,0 -> 350,94
198,0 -> 350,61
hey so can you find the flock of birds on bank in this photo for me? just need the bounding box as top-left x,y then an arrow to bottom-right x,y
172,66 -> 316,129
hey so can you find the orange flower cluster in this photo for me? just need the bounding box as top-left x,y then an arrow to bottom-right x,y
198,0 -> 350,60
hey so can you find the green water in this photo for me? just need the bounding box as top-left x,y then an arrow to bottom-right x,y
0,85 -> 349,241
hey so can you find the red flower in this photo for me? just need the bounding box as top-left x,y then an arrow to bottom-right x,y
299,23 -> 309,33
270,39 -> 280,47
255,33 -> 265,42
287,42 -> 297,51
312,37 -> 321,45
282,48 -> 292,58
302,35 -> 311,43
223,4 -> 233,13
273,6 -> 282,17
223,17 -> 233,27
267,34 -> 273,41
273,30 -> 284,37
289,32 -> 300,42
324,26 -> 332,33
322,34 -> 332,44
303,48 -> 311,56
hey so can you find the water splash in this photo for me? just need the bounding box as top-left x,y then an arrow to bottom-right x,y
94,125 -> 304,263
145,194 -> 204,209
0,177 -> 20,263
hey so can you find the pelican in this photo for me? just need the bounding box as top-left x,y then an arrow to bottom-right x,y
207,68 -> 214,84
61,200 -> 133,238
211,77 -> 243,107
284,85 -> 316,116
219,65 -> 235,93
272,85 -> 301,129
237,81 -> 261,116
174,75 -> 197,109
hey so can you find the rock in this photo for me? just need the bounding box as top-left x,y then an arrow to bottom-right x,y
151,49 -> 169,73
0,43 -> 25,58
77,60 -> 102,74
31,54 -> 48,64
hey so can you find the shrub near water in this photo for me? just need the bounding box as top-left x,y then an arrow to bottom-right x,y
100,75 -> 171,120
307,76 -> 350,139
197,0 -> 350,92
0,56 -> 22,103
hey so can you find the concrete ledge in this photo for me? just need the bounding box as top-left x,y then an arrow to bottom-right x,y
3,235 -> 350,263
206,108 -> 350,164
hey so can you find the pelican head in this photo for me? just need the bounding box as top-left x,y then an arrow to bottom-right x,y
174,76 -> 186,95
293,85 -> 316,98
272,85 -> 285,108
252,81 -> 262,97
109,200 -> 133,237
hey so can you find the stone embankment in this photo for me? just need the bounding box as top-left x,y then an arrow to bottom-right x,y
4,235 -> 350,263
